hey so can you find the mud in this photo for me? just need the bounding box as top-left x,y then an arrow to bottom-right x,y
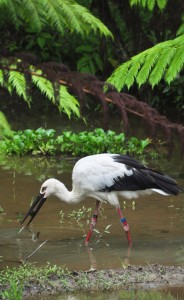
22,264 -> 184,297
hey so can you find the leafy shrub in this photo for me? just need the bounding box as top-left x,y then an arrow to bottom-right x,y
0,128 -> 151,157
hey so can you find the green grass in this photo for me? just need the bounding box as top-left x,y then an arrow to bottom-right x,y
0,263 -> 178,299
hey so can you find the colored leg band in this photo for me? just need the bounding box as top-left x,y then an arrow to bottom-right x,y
120,217 -> 127,224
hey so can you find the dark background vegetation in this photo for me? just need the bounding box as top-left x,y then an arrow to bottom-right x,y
0,0 -> 184,129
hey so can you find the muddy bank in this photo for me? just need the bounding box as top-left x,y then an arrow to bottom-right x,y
19,264 -> 184,297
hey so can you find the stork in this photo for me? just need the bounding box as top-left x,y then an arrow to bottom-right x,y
20,154 -> 182,246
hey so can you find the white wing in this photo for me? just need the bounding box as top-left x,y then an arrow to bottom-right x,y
72,153 -> 133,194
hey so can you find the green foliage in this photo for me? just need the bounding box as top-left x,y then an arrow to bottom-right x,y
7,70 -> 29,102
76,38 -> 103,74
0,263 -> 69,298
107,35 -> 184,91
177,14 -> 184,36
0,111 -> 12,136
59,85 -> 80,118
0,128 -> 151,156
0,263 -> 177,298
0,279 -> 23,300
67,206 -> 92,222
0,0 -> 112,38
129,0 -> 168,10
0,63 -> 80,118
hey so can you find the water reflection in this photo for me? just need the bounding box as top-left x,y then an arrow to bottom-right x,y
29,288 -> 184,300
0,156 -> 184,269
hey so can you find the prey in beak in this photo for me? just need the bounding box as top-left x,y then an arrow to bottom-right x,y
20,192 -> 47,230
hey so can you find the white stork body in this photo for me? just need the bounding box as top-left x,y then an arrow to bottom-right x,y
21,153 -> 181,245
42,153 -> 179,206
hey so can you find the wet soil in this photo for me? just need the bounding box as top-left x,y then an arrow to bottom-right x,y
23,264 -> 184,297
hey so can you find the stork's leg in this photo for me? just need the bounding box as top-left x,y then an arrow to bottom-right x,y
85,200 -> 100,245
116,207 -> 132,246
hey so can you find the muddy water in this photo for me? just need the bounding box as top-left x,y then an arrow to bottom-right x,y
0,156 -> 184,270
29,287 -> 184,300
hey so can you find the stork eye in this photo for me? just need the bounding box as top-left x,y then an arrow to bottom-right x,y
41,186 -> 47,193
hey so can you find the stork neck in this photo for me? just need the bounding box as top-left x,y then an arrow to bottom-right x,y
55,183 -> 81,204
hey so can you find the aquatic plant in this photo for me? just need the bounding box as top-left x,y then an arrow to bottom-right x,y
0,127 -> 151,157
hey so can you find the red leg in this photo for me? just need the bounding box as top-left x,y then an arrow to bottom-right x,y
85,200 -> 100,245
117,207 -> 132,246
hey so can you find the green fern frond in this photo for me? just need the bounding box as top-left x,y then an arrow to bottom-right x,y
0,70 -> 4,87
0,59 -> 80,119
149,47 -> 176,87
176,24 -> 184,37
32,73 -> 55,103
3,0 -> 20,26
0,111 -> 12,136
124,53 -> 146,89
107,61 -> 132,92
59,85 -> 80,118
58,1 -> 84,34
0,0 -> 112,37
136,48 -> 161,87
165,45 -> 184,83
107,35 -> 184,91
20,0 -> 43,31
129,0 -> 167,10
68,1 -> 113,37
42,0 -> 65,33
8,71 -> 28,101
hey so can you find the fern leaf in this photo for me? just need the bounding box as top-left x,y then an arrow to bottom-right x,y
107,35 -> 184,90
176,24 -> 184,37
137,48 -> 161,87
58,0 -> 84,34
69,1 -> 113,37
0,0 -> 112,37
6,0 -> 20,25
0,111 -> 12,136
59,85 -> 80,118
130,0 -> 167,10
32,73 -> 55,102
0,69 -> 4,87
106,61 -> 132,92
42,0 -> 65,33
8,70 -> 30,103
157,0 -> 167,9
45,0 -> 113,37
147,0 -> 155,11
149,46 -> 176,87
21,0 -> 43,31
165,45 -> 184,84
124,53 -> 146,89
32,72 -> 80,118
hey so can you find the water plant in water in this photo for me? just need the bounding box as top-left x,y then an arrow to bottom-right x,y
0,205 -> 6,222
59,206 -> 112,244
0,127 -> 151,157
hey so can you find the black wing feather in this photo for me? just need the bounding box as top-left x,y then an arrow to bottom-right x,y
100,155 -> 182,195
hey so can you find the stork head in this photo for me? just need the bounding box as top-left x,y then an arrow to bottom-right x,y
20,178 -> 59,229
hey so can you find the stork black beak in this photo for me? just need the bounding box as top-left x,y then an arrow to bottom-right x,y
20,193 -> 47,228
